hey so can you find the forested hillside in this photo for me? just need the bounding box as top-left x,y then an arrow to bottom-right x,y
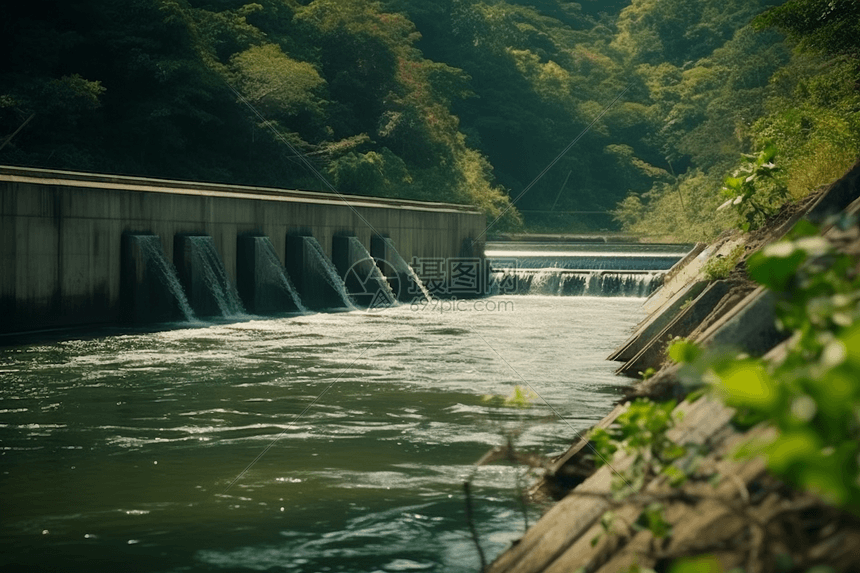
2,0 -> 858,236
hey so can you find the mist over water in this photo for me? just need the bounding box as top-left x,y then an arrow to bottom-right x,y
1,296 -> 644,572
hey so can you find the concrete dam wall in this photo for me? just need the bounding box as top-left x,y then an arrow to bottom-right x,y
0,166 -> 486,334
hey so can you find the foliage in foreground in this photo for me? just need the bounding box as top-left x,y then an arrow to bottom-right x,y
590,399 -> 688,494
718,144 -> 788,231
706,223 -> 860,509
579,220 -> 860,572
668,220 -> 860,511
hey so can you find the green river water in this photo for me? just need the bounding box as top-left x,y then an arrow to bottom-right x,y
1,295 -> 644,572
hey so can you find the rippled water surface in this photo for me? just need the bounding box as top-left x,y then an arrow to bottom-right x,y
1,296 -> 644,572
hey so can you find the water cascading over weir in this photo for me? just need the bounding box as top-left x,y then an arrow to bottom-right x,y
486,241 -> 692,297
370,236 -> 433,303
120,232 -> 433,321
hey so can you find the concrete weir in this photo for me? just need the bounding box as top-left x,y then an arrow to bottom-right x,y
0,166 -> 485,334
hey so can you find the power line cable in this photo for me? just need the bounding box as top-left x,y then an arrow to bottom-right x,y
473,84 -> 631,244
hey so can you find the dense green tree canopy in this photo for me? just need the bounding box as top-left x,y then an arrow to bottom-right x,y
2,0 -> 858,236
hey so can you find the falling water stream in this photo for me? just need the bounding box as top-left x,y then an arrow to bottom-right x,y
378,237 -> 434,303
258,237 -> 308,314
188,236 -> 247,318
305,237 -> 357,310
132,235 -> 197,322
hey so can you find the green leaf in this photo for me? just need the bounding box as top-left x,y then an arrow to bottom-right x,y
668,556 -> 723,573
636,503 -> 672,539
668,339 -> 700,364
841,323 -> 860,367
716,361 -> 778,410
663,464 -> 688,487
723,176 -> 744,190
765,430 -> 820,474
747,246 -> 806,291
757,142 -> 778,165
788,219 -> 821,239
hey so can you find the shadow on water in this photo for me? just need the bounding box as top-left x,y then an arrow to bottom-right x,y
0,314 -> 311,349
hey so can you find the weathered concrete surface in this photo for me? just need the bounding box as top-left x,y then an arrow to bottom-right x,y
642,237 -> 744,315
697,286 -> 787,356
236,235 -> 303,315
659,242 -> 707,286
120,234 -> 185,323
805,159 -> 860,223
608,279 -> 709,363
487,396 -> 740,573
535,403 -> 629,500
616,280 -> 739,377
0,166 -> 485,333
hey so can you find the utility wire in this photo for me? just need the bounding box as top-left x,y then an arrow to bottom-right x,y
0,113 -> 35,151
550,170 -> 572,212
223,83 -> 383,240
473,84 -> 631,244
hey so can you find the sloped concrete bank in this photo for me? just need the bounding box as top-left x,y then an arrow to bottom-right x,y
486,160 -> 860,573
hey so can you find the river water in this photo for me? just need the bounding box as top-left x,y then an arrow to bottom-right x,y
1,295 -> 645,572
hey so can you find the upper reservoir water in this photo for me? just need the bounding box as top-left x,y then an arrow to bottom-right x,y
1,242 -> 687,572
485,241 -> 691,271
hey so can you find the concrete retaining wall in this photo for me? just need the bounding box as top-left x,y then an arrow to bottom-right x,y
0,166 -> 486,334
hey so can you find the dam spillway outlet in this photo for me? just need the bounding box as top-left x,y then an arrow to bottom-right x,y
120,234 -> 195,323
371,236 -> 433,304
285,235 -> 355,311
174,235 -> 245,318
237,236 -> 305,315
0,166 -> 486,334
332,236 -> 397,309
